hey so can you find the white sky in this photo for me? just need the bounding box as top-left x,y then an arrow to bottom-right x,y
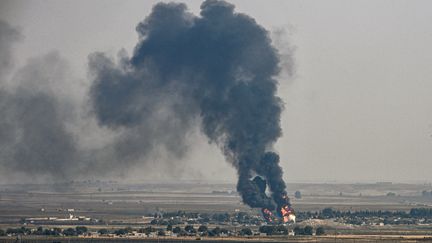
1,0 -> 432,183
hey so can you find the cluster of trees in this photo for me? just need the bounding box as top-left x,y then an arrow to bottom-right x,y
100,225 -> 236,237
259,225 -> 289,235
0,225 -> 254,238
305,207 -> 432,220
161,211 -> 200,218
170,225 -> 231,237
293,226 -> 325,236
0,225 -> 328,238
150,207 -> 432,228
63,226 -> 88,236
170,225 -> 262,237
107,226 -> 165,237
150,211 -> 260,226
292,207 -> 432,226
234,225 -> 326,236
409,208 -> 432,217
0,226 -> 88,236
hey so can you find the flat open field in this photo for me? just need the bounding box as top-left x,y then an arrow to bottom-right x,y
1,191 -> 430,223
1,181 -> 432,224
1,181 -> 432,240
1,235 -> 432,243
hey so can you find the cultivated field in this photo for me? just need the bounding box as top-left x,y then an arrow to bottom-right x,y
1,181 -> 432,242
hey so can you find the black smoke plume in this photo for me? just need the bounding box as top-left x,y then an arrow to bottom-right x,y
90,0 -> 292,210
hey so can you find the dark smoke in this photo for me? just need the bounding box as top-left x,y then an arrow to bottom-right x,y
252,176 -> 267,194
90,0 -> 292,209
0,52 -> 79,180
0,20 -> 80,181
0,1 -> 293,206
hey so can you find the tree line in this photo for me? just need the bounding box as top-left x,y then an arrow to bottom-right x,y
0,226 -> 88,236
296,207 -> 432,220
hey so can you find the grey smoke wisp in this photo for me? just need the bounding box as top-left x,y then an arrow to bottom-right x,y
90,0 -> 292,209
0,19 -> 21,79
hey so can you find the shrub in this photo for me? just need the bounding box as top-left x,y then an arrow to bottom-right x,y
98,228 -> 109,235
240,228 -> 252,236
304,226 -> 313,235
316,227 -> 325,235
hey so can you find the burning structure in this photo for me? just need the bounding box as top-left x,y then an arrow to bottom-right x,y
252,174 -> 295,224
89,0 -> 294,223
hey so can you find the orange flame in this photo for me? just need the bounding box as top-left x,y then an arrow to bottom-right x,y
280,205 -> 295,223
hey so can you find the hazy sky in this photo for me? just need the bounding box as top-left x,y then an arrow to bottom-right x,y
1,0 -> 431,183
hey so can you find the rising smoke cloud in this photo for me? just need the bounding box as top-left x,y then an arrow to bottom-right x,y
0,0 -> 293,210
0,43 -> 79,180
90,0 -> 292,209
0,19 -> 97,182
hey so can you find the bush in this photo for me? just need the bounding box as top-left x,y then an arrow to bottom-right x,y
166,224 -> 173,231
293,226 -> 303,235
322,208 -> 334,218
198,225 -> 208,233
42,228 -> 61,236
259,225 -> 287,235
316,227 -> 325,235
275,225 -> 288,235
209,227 -> 221,236
140,227 -> 155,234
98,228 -> 109,235
63,228 -> 77,236
293,226 -> 313,236
53,228 -> 62,235
6,227 -> 25,235
34,227 -> 44,235
240,228 -> 252,236
75,226 -> 88,235
212,213 -> 230,222
172,226 -> 181,234
410,208 -> 432,217
6,228 -> 22,235
114,228 -> 128,235
185,225 -> 196,234
259,226 -> 273,235
304,226 -> 313,235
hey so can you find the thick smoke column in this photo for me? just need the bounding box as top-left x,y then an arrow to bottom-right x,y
90,0 -> 293,213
